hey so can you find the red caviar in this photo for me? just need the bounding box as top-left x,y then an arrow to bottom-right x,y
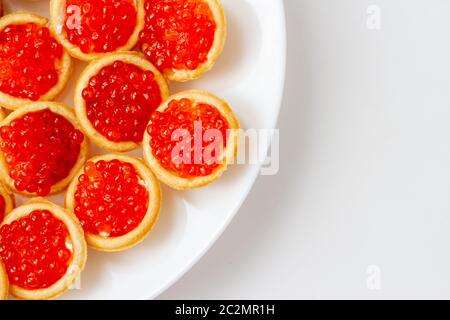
82,60 -> 163,143
0,23 -> 63,100
0,109 -> 84,196
140,0 -> 216,71
147,98 -> 228,177
74,159 -> 149,237
0,196 -> 4,223
0,210 -> 72,290
64,0 -> 137,54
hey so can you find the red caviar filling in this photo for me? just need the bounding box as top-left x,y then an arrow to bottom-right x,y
147,98 -> 229,177
140,0 -> 216,71
0,109 -> 84,196
0,210 -> 72,290
64,0 -> 138,54
0,195 -> 5,223
82,60 -> 163,143
74,159 -> 149,237
0,23 -> 63,100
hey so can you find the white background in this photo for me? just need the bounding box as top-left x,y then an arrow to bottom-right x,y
160,0 -> 450,299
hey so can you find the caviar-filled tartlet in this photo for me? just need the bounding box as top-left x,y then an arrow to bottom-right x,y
143,90 -> 239,189
0,102 -> 88,197
0,260 -> 8,300
139,0 -> 226,81
0,182 -> 14,224
0,13 -> 72,110
75,52 -> 169,151
66,154 -> 161,251
0,199 -> 87,300
50,0 -> 145,61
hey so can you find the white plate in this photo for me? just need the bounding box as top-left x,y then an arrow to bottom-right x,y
4,0 -> 286,299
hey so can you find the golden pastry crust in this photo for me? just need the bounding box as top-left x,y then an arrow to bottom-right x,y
0,109 -> 11,214
141,0 -> 226,82
0,182 -> 14,221
0,102 -> 89,197
0,13 -> 73,110
65,153 -> 162,252
74,51 -> 170,152
0,260 -> 8,300
50,0 -> 145,62
0,198 -> 87,300
143,90 -> 239,190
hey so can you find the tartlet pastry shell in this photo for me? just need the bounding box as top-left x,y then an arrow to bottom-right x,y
0,260 -> 8,300
50,0 -> 145,61
0,13 -> 73,110
0,101 -> 89,197
0,182 -> 14,221
65,153 -> 162,252
0,109 -> 14,217
140,0 -> 227,82
74,51 -> 170,152
143,90 -> 240,190
0,198 -> 87,300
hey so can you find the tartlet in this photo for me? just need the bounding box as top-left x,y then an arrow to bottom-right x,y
50,0 -> 145,61
0,13 -> 72,110
139,0 -> 227,81
143,90 -> 239,190
66,154 -> 161,252
74,52 -> 169,152
0,102 -> 89,197
0,198 -> 87,300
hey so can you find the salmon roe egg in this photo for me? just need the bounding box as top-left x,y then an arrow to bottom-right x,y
82,60 -> 163,143
0,210 -> 72,290
64,0 -> 138,54
139,0 -> 216,71
0,23 -> 63,100
0,109 -> 84,196
74,159 -> 149,237
147,98 -> 229,177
